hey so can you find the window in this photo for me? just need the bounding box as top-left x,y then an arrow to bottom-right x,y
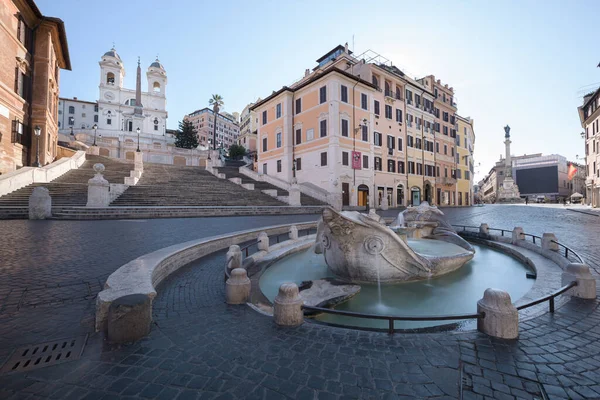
396,109 -> 402,123
374,132 -> 382,146
94,104 -> 98,112
262,137 -> 267,152
415,94 -> 421,108
443,112 -> 449,122
451,147 -> 455,157
444,144 -> 448,155
456,169 -> 462,179
372,75 -> 379,88
361,93 -> 368,110
415,138 -> 422,149
295,128 -> 302,144
398,137 -> 403,151
69,106 -> 75,114
445,167 -> 448,178
385,105 -> 392,119
361,125 -> 368,141
321,152 -> 327,166
320,120 -> 327,137
406,89 -> 413,104
277,160 -> 282,173
417,163 -> 423,175
443,126 -> 448,135
68,116 -> 74,125
341,119 -> 349,137
374,100 -> 380,116
107,118 -> 112,125
106,72 -> 115,85
374,157 -> 382,171
363,155 -> 369,169
94,115 -> 99,123
262,110 -> 267,125
407,135 -> 413,147
436,142 -> 439,153
342,152 -> 349,166
388,160 -> 395,173
387,135 -> 395,150
263,163 -> 267,174
341,86 -> 348,103
276,103 -> 282,119
398,161 -> 405,174
437,166 -> 440,177
408,161 -> 415,174
276,132 -> 282,148
296,158 -> 302,171
465,171 -> 470,180
306,128 -> 314,141
319,86 -> 327,104
295,98 -> 301,114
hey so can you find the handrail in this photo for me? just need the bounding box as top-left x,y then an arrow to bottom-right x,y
516,281 -> 577,313
451,225 -> 585,263
302,305 -> 484,334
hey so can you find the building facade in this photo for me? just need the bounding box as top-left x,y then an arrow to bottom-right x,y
0,0 -> 70,173
238,101 -> 259,153
579,88 -> 600,207
456,115 -> 475,205
58,97 -> 98,131
185,108 -> 239,150
251,44 -> 474,209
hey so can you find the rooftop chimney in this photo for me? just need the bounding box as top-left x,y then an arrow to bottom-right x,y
344,42 -> 348,53
73,97 -> 77,100
305,69 -> 310,77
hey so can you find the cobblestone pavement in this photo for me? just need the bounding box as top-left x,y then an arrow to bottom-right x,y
0,206 -> 599,399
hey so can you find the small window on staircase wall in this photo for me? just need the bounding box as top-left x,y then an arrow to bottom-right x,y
262,163 -> 267,174
277,160 -> 281,173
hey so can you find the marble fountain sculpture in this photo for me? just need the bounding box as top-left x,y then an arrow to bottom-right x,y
316,202 -> 475,283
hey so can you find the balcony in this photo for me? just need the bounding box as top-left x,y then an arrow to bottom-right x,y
436,177 -> 457,186
384,90 -> 402,101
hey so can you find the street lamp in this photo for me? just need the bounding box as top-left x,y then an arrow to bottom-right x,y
92,124 -> 98,146
33,125 -> 41,167
70,126 -> 74,136
136,127 -> 141,152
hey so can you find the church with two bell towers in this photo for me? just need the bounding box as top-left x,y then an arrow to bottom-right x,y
97,47 -> 168,136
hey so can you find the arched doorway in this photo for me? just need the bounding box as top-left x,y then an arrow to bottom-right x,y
410,187 -> 421,206
396,184 -> 404,207
424,181 -> 433,204
357,184 -> 369,207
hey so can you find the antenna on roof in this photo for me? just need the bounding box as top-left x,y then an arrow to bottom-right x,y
352,35 -> 355,53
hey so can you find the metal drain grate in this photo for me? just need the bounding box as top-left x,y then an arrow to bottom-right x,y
0,335 -> 87,374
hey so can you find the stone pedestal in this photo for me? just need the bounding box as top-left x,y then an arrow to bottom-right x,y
86,146 -> 99,156
107,294 -> 152,343
134,152 -> 144,172
477,288 -> 518,339
561,263 -> 597,299
497,177 -> 523,203
479,223 -> 489,236
87,164 -> 110,207
225,268 -> 251,304
542,233 -> 559,251
512,227 -> 525,244
273,283 -> 304,327
289,225 -> 298,240
226,245 -> 242,272
288,184 -> 301,206
29,187 -> 52,220
257,232 -> 269,252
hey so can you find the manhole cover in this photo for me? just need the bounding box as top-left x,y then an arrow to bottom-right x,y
0,335 -> 87,374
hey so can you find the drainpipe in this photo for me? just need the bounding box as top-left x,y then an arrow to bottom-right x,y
291,92 -> 295,180
402,82 -> 408,206
352,79 -> 359,188
26,22 -> 40,165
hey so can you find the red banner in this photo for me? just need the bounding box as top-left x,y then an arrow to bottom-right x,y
568,164 -> 577,181
352,151 -> 361,169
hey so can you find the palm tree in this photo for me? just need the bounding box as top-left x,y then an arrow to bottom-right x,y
208,94 -> 224,150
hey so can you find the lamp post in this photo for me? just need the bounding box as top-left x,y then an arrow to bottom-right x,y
33,125 -> 41,167
92,124 -> 98,146
70,126 -> 74,136
136,127 -> 141,152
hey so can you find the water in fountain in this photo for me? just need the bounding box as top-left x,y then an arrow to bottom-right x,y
389,211 -> 406,229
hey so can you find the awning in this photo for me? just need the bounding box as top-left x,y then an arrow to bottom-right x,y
571,192 -> 583,198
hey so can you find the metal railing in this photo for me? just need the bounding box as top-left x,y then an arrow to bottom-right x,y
302,305 -> 484,334
451,225 -> 585,263
516,281 -> 577,313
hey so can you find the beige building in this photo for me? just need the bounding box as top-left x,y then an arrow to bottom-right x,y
251,44 -> 474,209
0,0 -> 71,173
185,108 -> 239,150
579,87 -> 600,206
456,115 -> 475,205
238,101 -> 259,154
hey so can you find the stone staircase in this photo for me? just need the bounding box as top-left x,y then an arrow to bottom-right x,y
215,163 -> 327,206
0,156 -> 131,218
110,163 -> 287,207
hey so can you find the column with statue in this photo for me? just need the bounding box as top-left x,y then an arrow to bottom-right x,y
496,125 -> 524,203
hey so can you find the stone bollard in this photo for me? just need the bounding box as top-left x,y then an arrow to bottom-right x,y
225,268 -> 251,304
288,184 -> 301,206
257,232 -> 269,252
87,163 -> 110,207
380,196 -> 389,211
561,263 -> 597,299
107,294 -> 152,343
29,186 -> 52,220
541,233 -> 559,251
226,245 -> 242,272
479,223 -> 489,236
477,288 -> 518,339
273,283 -> 304,327
314,218 -> 325,254
512,227 -> 525,244
134,151 -> 144,172
289,225 -> 298,241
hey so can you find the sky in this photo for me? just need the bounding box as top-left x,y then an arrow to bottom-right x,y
38,0 -> 600,182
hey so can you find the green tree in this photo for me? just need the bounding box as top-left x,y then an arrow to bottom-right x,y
228,144 -> 246,160
208,94 -> 224,150
175,119 -> 199,149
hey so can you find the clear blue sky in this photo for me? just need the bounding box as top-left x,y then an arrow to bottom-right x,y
39,0 -> 600,181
